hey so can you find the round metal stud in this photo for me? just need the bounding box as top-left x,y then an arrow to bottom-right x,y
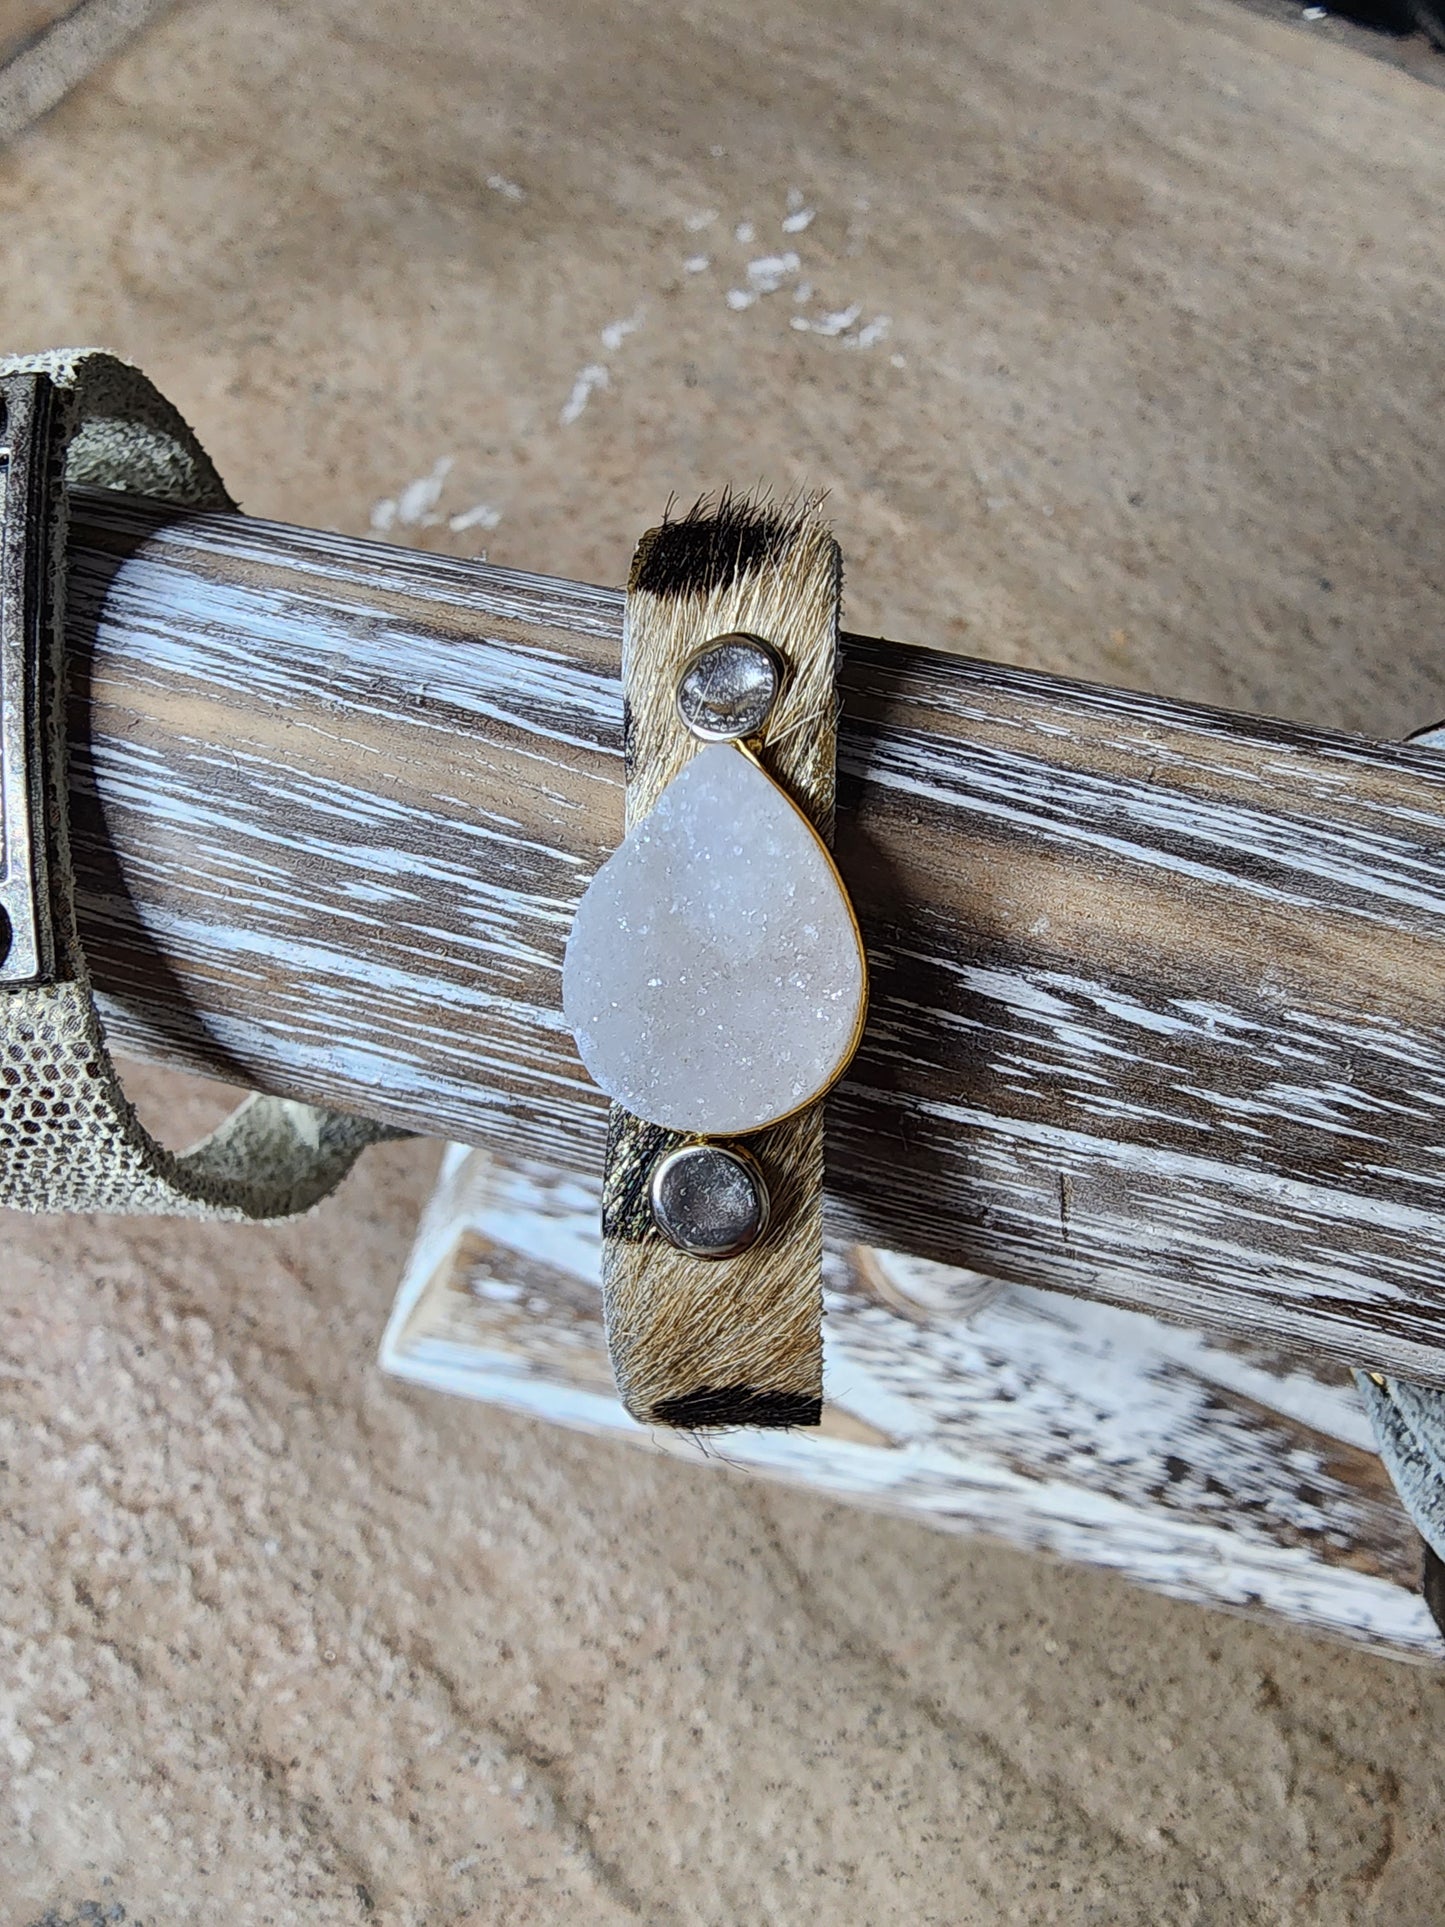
648,1141 -> 771,1258
676,633 -> 785,744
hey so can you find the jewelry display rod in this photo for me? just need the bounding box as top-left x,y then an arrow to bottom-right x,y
63,487 -> 1445,1387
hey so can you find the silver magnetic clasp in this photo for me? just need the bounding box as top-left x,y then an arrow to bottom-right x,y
0,372 -> 58,985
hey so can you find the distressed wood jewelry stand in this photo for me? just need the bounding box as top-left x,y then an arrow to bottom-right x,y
62,488 -> 1445,1659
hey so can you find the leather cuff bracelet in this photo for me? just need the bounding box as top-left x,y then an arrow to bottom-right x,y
562,496 -> 863,1428
0,349 -> 388,1219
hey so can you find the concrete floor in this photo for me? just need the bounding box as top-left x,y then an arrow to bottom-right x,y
3,1 -> 1445,1920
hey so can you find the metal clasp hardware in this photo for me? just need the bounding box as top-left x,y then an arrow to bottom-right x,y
0,372 -> 56,985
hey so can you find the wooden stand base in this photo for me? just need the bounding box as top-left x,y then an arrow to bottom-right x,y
382,1145 -> 1439,1663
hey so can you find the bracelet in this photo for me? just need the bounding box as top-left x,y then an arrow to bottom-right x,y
0,349 -> 390,1219
562,496 -> 861,1427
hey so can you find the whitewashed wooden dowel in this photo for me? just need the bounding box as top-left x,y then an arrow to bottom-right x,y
382,1143 -> 1439,1663
63,488 -> 1445,1384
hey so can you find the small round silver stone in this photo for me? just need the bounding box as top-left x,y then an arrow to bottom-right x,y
649,1142 -> 771,1258
676,633 -> 784,743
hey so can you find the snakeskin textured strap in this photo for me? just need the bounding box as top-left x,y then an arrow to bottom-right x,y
0,348 -> 389,1219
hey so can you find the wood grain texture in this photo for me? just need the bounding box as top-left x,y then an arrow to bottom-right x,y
383,1143 -> 1440,1662
601,502 -> 841,1427
62,488 -> 1445,1383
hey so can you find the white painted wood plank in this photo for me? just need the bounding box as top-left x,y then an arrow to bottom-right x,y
382,1146 -> 1439,1662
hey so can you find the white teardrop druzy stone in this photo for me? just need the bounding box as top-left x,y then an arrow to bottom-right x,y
563,743 -> 866,1136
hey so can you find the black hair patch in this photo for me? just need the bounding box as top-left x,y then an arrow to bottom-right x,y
629,489 -> 810,601
601,1110 -> 680,1243
651,1385 -> 824,1430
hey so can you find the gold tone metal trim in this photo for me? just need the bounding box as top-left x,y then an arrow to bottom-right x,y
725,736 -> 870,1138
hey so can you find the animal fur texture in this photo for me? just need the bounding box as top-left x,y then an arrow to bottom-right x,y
602,494 -> 843,1428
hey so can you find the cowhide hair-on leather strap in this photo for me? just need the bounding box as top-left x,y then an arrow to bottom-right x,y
599,496 -> 843,1429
